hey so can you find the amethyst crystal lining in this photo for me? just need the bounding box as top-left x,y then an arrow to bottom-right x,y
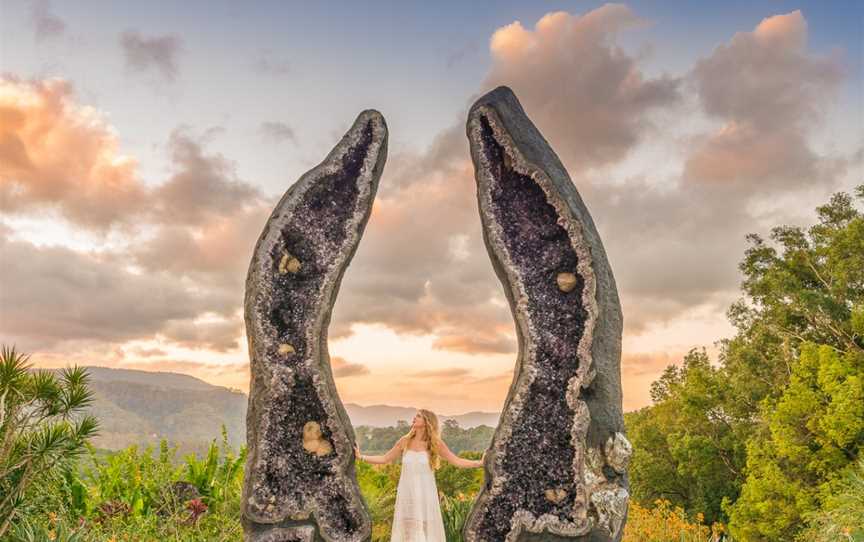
464,87 -> 629,542
242,110 -> 387,542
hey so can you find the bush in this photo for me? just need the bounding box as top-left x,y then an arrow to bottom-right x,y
798,458 -> 864,541
623,500 -> 727,542
0,345 -> 98,537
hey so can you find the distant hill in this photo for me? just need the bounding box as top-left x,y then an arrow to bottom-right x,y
343,403 -> 500,429
85,366 -> 219,391
70,367 -> 500,452
76,367 -> 248,455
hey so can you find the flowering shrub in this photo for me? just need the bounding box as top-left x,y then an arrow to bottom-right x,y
623,499 -> 727,542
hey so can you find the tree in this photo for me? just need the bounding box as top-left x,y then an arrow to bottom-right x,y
725,187 -> 863,539
627,185 -> 864,536
625,349 -> 746,524
0,345 -> 99,537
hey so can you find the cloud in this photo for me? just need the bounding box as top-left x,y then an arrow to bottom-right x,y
0,231 -> 206,351
685,10 -> 845,190
409,367 -> 473,379
258,121 -> 296,143
0,78 -> 268,354
160,315 -> 244,352
127,346 -> 167,357
6,6 -> 855,412
150,129 -> 264,226
0,76 -> 145,230
431,332 -> 516,355
120,30 -> 182,81
30,0 -> 66,41
328,138 -> 518,354
331,356 -> 370,378
328,5 -> 687,347
484,6 -> 682,171
470,7 -> 851,337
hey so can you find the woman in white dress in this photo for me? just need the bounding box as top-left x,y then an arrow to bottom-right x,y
354,409 -> 485,542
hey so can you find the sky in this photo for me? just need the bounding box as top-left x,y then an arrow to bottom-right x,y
1,0 -> 861,414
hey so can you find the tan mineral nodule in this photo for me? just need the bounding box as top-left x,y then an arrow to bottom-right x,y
556,271 -> 578,292
302,421 -> 333,457
544,488 -> 568,503
278,252 -> 301,274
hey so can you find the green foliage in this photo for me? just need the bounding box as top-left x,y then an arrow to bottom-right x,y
725,187 -> 864,539
625,348 -> 746,523
184,426 -> 246,506
8,431 -> 246,541
439,420 -> 495,455
11,516 -> 86,542
798,458 -> 864,541
434,450 -> 484,498
441,493 -> 473,542
83,368 -> 247,455
728,343 -> 864,539
0,346 -> 99,537
84,439 -> 184,517
355,459 -> 400,541
355,420 -> 493,454
627,184 -> 864,539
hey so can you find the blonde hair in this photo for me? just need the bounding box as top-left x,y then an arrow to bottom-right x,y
401,408 -> 442,470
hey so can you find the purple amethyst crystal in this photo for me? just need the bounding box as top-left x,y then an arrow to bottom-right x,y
464,87 -> 630,542
242,110 -> 387,542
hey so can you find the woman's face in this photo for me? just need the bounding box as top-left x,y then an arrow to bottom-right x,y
412,412 -> 425,429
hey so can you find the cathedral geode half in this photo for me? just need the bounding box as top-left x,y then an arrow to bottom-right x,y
242,110 -> 387,542
463,87 -> 631,541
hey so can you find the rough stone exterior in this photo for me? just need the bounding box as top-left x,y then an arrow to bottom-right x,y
242,110 -> 388,542
463,86 -> 630,542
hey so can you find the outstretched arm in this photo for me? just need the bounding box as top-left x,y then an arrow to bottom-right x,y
355,436 -> 406,465
437,437 -> 484,469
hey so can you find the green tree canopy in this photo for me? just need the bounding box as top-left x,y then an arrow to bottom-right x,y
626,185 -> 864,539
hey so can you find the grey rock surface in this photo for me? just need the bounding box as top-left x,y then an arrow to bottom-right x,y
463,86 -> 629,542
242,110 -> 388,542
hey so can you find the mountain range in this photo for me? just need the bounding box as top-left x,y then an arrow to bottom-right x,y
75,367 -> 500,452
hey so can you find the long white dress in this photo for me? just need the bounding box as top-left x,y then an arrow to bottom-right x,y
390,449 -> 446,542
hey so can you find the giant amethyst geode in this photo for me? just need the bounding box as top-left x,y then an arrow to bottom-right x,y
463,87 -> 630,541
241,88 -> 629,542
242,110 -> 387,542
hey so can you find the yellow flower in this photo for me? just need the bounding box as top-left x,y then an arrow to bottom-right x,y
48,530 -> 56,541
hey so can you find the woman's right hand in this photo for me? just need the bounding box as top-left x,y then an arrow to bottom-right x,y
353,442 -> 361,459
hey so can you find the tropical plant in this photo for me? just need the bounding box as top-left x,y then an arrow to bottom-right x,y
184,426 -> 246,506
0,345 -> 99,537
10,514 -> 86,542
84,439 -> 185,517
441,492 -> 473,542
